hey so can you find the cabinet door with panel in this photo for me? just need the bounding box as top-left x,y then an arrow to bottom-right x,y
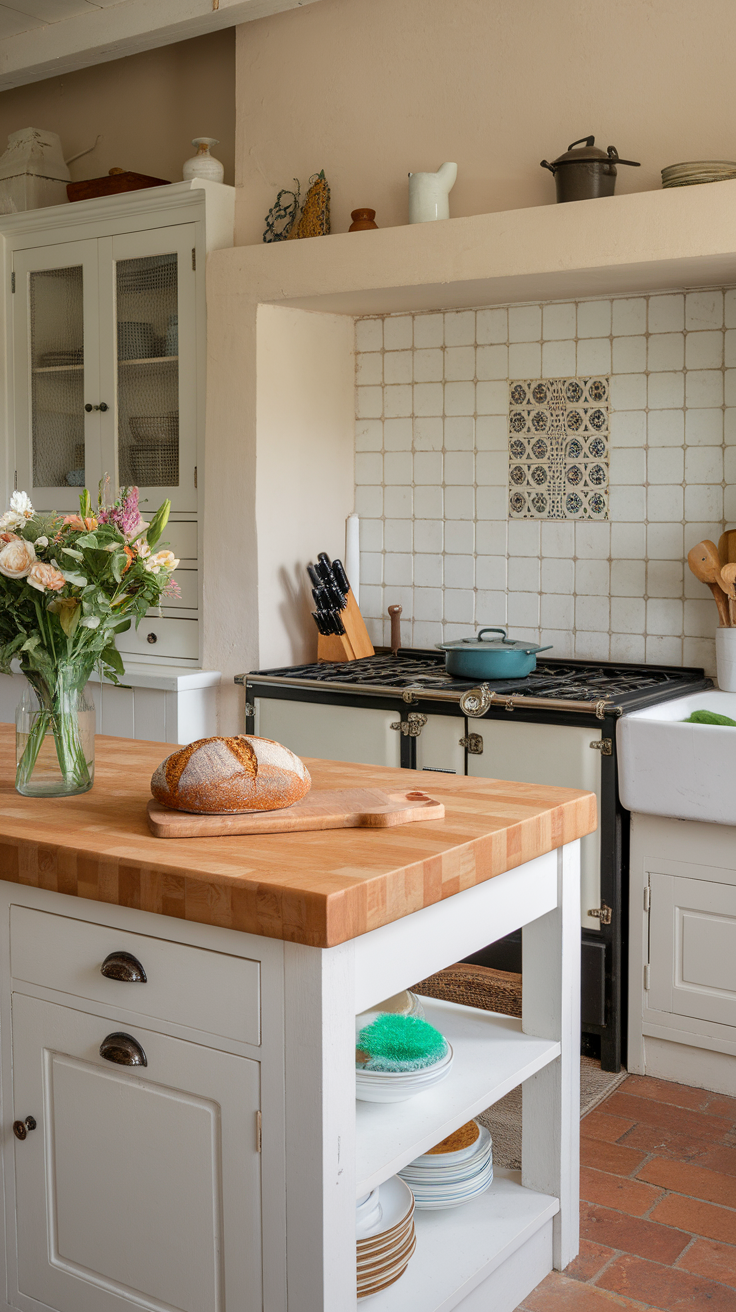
11,992 -> 262,1312
13,238 -> 102,512
649,871 -> 736,1027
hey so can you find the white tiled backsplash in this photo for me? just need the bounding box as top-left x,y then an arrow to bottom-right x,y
354,291 -> 736,675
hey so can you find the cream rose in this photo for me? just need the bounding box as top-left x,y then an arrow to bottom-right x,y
0,536 -> 36,579
144,549 -> 179,575
27,561 -> 66,593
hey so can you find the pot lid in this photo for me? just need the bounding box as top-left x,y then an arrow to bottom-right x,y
541,135 -> 640,169
436,627 -> 552,655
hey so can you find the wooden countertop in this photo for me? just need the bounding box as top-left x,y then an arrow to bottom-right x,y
0,729 -> 596,948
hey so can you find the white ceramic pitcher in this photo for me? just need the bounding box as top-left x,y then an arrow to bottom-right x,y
408,162 -> 457,223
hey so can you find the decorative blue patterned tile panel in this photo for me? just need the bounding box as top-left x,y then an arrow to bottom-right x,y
508,377 -> 609,519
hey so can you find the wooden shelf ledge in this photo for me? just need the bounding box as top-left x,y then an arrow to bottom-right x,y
210,180 -> 736,316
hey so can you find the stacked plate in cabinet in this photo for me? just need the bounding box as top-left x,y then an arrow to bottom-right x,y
661,160 -> 736,188
356,1041 -> 453,1103
398,1119 -> 494,1209
356,1175 -> 415,1300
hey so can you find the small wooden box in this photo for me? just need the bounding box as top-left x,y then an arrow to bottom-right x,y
67,171 -> 171,203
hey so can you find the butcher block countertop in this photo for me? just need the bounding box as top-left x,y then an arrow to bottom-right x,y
0,729 -> 596,948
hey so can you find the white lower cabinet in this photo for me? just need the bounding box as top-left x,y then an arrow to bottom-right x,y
11,993 -> 262,1312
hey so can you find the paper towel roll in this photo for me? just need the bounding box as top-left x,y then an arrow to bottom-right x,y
345,513 -> 360,605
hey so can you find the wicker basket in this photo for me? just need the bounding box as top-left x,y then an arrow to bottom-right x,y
130,442 -> 178,487
413,962 -> 522,1018
129,414 -> 179,446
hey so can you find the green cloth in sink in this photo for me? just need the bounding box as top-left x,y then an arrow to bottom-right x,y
683,709 -> 736,727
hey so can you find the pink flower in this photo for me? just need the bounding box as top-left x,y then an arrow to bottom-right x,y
0,536 -> 35,579
27,562 -> 66,593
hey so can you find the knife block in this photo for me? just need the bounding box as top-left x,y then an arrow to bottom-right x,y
317,591 -> 375,662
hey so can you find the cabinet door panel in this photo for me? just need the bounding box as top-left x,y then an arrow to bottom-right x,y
108,226 -> 197,513
13,239 -> 100,512
649,872 -> 736,1026
12,993 -> 262,1312
255,696 -> 401,767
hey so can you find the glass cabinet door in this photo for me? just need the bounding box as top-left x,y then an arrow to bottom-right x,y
105,225 -> 197,513
13,239 -> 101,512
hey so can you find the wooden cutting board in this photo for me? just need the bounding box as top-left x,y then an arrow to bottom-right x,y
147,787 -> 444,838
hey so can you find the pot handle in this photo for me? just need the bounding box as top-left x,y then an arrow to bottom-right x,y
607,145 -> 641,167
540,159 -> 556,173
472,627 -> 513,645
568,136 -> 596,151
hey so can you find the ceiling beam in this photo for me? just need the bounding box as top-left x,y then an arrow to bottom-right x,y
0,0 -> 320,89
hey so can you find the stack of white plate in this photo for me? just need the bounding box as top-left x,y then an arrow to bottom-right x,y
356,1041 -> 453,1103
356,1175 -> 415,1300
399,1119 -> 493,1209
662,160 -> 736,188
355,989 -> 425,1034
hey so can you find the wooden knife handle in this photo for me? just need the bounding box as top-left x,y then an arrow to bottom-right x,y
388,605 -> 402,656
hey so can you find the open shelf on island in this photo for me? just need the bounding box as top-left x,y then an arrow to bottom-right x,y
368,1170 -> 558,1312
355,998 -> 559,1196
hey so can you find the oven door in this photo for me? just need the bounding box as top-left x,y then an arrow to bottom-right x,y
253,696 -> 401,767
466,719 -> 603,932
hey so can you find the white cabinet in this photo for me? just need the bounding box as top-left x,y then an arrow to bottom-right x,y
12,993 -> 262,1312
628,812 -> 736,1096
1,180 -> 234,676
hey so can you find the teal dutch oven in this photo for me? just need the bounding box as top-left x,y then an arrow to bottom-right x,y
436,627 -> 553,679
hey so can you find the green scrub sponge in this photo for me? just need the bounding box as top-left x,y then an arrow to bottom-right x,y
356,1012 -> 448,1073
684,709 -> 736,727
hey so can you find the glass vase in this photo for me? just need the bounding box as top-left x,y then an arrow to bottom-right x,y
15,667 -> 96,797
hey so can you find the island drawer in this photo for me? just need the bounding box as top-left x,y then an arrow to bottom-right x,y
9,906 -> 260,1046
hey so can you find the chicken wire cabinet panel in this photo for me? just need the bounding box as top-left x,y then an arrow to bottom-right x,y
2,180 -> 235,672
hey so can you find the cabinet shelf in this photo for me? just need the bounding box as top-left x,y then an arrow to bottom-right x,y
119,356 -> 178,366
355,998 -> 559,1196
32,364 -> 83,373
368,1171 -> 558,1312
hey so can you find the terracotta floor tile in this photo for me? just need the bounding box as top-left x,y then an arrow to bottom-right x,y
651,1194 -> 736,1247
706,1094 -> 736,1123
582,1137 -> 648,1177
637,1158 -> 736,1209
566,1238 -> 617,1283
621,1124 -> 736,1170
581,1201 -> 691,1264
597,1252 -> 736,1310
584,1109 -> 638,1144
520,1271 -> 646,1310
677,1238 -> 736,1289
621,1075 -> 712,1112
604,1092 -> 733,1145
581,1166 -> 666,1217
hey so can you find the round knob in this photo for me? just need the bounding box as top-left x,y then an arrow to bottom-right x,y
13,1116 -> 36,1140
99,1033 -> 147,1067
99,402 -> 109,412
85,403 -> 93,412
84,403 -> 109,413
100,951 -> 147,982
146,633 -> 158,644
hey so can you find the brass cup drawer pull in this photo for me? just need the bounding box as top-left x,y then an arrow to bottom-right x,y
100,951 -> 147,982
13,1116 -> 36,1140
99,1032 -> 147,1067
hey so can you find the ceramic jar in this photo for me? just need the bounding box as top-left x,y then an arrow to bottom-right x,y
408,162 -> 457,223
716,627 -> 736,691
182,138 -> 224,184
349,208 -> 378,231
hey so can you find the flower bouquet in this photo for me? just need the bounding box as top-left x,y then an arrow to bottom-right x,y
0,485 -> 179,796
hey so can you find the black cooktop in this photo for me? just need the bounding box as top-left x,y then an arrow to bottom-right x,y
246,650 -> 711,711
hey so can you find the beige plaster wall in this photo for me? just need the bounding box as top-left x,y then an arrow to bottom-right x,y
0,28 -> 235,186
235,0 -> 736,243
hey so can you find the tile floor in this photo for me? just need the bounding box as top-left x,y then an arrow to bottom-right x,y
516,1072 -> 736,1311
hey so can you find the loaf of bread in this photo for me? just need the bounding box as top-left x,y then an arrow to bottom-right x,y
151,735 -> 311,814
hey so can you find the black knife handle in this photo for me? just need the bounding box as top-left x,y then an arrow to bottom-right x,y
312,586 -> 330,610
307,563 -> 322,589
332,559 -> 350,594
315,557 -> 333,583
317,552 -> 332,569
329,609 -> 346,636
311,610 -> 326,635
326,583 -> 347,610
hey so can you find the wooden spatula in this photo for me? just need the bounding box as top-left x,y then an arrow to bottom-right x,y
722,563 -> 736,626
687,540 -> 730,627
718,529 -> 736,566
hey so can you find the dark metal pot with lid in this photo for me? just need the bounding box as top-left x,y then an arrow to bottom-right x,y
541,135 -> 640,203
436,627 -> 552,680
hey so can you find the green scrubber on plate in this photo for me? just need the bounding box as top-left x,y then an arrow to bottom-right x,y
683,709 -> 736,727
356,1012 -> 448,1072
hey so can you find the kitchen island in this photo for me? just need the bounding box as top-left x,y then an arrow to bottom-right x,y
0,729 -> 596,1312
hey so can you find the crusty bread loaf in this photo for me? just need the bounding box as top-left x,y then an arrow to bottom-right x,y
151,735 -> 311,815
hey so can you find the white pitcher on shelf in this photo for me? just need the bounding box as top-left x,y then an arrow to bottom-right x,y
407,161 -> 457,223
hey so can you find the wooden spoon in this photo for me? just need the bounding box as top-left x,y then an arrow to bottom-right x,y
722,563 -> 736,626
687,540 -> 730,627
718,529 -> 736,566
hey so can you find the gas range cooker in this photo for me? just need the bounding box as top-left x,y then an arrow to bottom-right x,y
241,650 -> 712,717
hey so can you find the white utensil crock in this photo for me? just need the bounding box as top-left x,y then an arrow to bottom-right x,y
716,627 -> 736,690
